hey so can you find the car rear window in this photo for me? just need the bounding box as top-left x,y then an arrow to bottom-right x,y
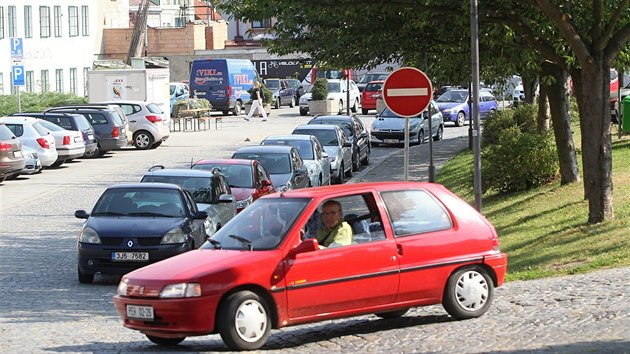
75,116 -> 92,131
294,129 -> 338,146
192,164 -> 254,188
365,83 -> 383,92
147,103 -> 163,114
32,122 -> 50,136
55,117 -> 73,130
232,153 -> 291,175
0,125 -> 16,139
110,112 -> 124,125
38,120 -> 64,132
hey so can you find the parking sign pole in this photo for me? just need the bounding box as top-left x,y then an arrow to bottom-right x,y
404,116 -> 409,181
427,107 -> 435,182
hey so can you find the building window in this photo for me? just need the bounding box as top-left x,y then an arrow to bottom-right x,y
8,6 -> 17,37
40,6 -> 50,38
251,18 -> 271,28
41,70 -> 49,92
83,67 -> 89,97
70,68 -> 77,94
55,69 -> 64,92
24,6 -> 32,38
68,6 -> 78,37
0,7 -> 4,39
54,6 -> 62,37
81,6 -> 89,36
26,71 -> 34,93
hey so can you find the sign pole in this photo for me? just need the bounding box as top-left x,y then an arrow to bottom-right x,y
471,0 -> 483,211
427,108 -> 435,182
17,86 -> 22,113
404,116 -> 409,181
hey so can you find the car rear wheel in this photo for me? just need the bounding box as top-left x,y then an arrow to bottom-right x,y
442,266 -> 494,320
352,151 -> 360,171
133,131 -> 154,150
78,266 -> 94,284
433,125 -> 443,141
417,130 -> 425,145
344,160 -> 353,177
351,99 -> 358,113
274,98 -> 280,109
299,108 -> 308,116
361,149 -> 370,166
375,308 -> 409,319
334,163 -> 344,184
151,141 -> 162,149
456,111 -> 466,127
289,97 -> 295,108
362,108 -> 369,115
217,290 -> 271,351
146,335 -> 186,346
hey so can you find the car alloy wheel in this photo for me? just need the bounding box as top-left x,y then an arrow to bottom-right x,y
433,125 -> 443,141
442,266 -> 494,320
275,98 -> 280,109
352,151 -> 360,171
417,130 -> 425,145
289,97 -> 295,108
133,131 -> 154,150
218,291 -> 271,351
456,112 -> 466,127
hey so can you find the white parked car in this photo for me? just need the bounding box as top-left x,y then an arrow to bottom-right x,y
99,100 -> 170,150
0,116 -> 58,167
299,79 -> 361,116
38,119 -> 86,166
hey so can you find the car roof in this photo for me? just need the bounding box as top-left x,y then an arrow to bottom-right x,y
310,115 -> 354,122
294,124 -> 340,131
143,168 -> 217,177
264,134 -> 313,141
107,182 -> 183,190
262,181 -> 445,199
194,158 -> 254,166
100,100 -> 154,105
0,116 -> 40,124
233,145 -> 295,154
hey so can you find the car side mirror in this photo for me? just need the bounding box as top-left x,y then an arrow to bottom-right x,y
343,141 -> 352,147
218,194 -> 235,203
193,211 -> 208,220
261,179 -> 273,187
75,210 -> 89,219
289,238 -> 319,256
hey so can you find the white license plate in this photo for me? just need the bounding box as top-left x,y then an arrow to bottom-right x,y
13,151 -> 22,158
74,136 -> 82,143
88,134 -> 94,140
126,304 -> 154,320
112,252 -> 149,261
384,139 -> 399,144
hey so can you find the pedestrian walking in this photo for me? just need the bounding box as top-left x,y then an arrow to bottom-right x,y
244,81 -> 268,121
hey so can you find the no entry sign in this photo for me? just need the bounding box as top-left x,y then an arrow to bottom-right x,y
382,67 -> 433,117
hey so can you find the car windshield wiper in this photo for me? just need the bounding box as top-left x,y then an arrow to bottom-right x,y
207,238 -> 222,249
127,212 -> 174,217
92,211 -> 126,216
228,234 -> 253,251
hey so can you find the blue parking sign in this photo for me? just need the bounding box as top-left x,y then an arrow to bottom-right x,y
10,37 -> 24,59
12,65 -> 25,87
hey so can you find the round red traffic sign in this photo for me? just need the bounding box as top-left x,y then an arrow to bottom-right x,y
382,67 -> 433,117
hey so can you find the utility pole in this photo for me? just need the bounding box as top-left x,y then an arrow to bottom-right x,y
471,0 -> 483,211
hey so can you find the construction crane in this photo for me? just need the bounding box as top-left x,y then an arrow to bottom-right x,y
127,0 -> 151,65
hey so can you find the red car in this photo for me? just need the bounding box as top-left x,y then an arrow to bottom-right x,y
191,158 -> 275,213
113,182 -> 507,350
361,80 -> 384,115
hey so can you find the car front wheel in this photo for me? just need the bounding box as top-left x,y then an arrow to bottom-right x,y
218,291 -> 271,351
78,266 -> 94,284
146,335 -> 186,346
456,111 -> 466,127
442,266 -> 494,320
433,125 -> 443,141
334,163 -> 344,184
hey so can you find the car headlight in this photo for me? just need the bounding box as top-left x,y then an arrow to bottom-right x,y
161,227 -> 187,244
159,283 -> 201,298
236,195 -> 254,209
79,226 -> 101,244
117,278 -> 129,296
444,108 -> 452,113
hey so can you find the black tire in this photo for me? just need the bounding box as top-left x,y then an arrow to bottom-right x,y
146,335 -> 186,346
274,98 -> 280,109
222,110 -> 230,115
456,111 -> 466,127
133,131 -> 154,150
361,148 -> 370,166
352,151 -> 360,171
351,99 -> 358,113
51,160 -> 65,167
217,291 -> 271,351
442,266 -> 494,320
417,130 -> 425,145
338,100 -> 344,114
334,163 -> 344,184
151,141 -> 162,149
289,97 -> 295,108
362,108 -> 369,115
299,108 -> 308,116
344,159 -> 353,177
433,125 -> 443,141
233,101 -> 242,116
78,266 -> 94,284
376,308 -> 409,319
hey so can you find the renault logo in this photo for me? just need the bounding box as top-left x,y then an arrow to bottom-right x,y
127,240 -> 134,248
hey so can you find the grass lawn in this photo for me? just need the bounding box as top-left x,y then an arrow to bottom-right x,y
437,124 -> 630,281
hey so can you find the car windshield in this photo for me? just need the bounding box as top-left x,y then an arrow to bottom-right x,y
328,82 -> 341,93
359,73 -> 388,83
92,188 -> 185,217
294,129 -> 338,146
262,139 -> 314,160
204,198 -> 309,250
232,153 -> 291,174
265,80 -> 280,89
436,90 -> 468,103
312,119 -> 353,137
365,82 -> 383,92
192,164 -> 254,188
141,175 -> 213,204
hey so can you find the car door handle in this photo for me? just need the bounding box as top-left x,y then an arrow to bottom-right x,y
397,244 -> 403,256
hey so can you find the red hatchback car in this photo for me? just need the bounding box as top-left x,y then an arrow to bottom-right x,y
191,158 -> 276,213
113,182 -> 507,350
361,80 -> 384,115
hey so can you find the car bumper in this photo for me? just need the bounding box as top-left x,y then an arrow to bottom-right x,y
441,112 -> 456,122
39,151 -> 58,167
77,242 -> 191,276
99,138 -> 128,151
21,158 -> 41,174
370,131 -> 418,145
113,293 -> 221,337
57,146 -> 87,160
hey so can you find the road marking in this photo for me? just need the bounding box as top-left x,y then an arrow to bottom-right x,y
387,88 -> 429,97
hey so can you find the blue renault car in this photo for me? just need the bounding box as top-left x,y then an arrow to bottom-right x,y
74,183 -> 208,283
435,89 -> 498,126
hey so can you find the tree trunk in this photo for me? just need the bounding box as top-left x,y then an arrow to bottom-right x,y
543,61 -> 579,185
536,69 -> 549,132
573,61 -> 614,223
522,75 -> 538,104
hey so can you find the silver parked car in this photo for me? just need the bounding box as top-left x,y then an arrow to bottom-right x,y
140,167 -> 236,238
19,145 -> 42,175
99,100 -> 171,150
38,119 -> 86,166
370,100 -> 444,146
291,124 -> 352,184
261,134 -> 331,187
0,116 -> 58,167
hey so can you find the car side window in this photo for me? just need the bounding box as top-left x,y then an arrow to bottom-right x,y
291,149 -> 302,169
5,124 -> 24,137
381,190 -> 452,237
314,140 -> 322,160
118,104 -> 134,115
183,190 -> 198,214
